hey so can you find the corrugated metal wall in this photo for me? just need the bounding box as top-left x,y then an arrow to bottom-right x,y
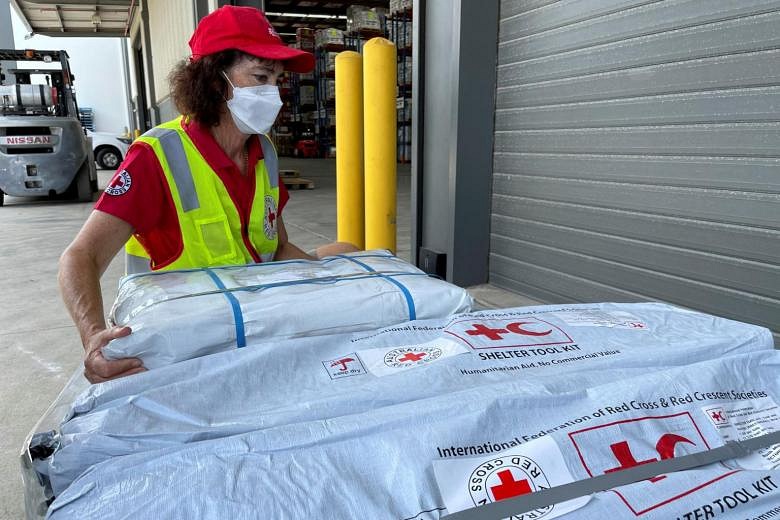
490,0 -> 780,336
148,0 -> 195,105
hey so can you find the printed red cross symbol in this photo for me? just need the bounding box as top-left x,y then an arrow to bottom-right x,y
466,324 -> 509,340
398,352 -> 426,363
109,176 -> 125,189
490,469 -> 532,501
604,433 -> 694,483
710,411 -> 725,422
268,210 -> 276,227
465,321 -> 552,340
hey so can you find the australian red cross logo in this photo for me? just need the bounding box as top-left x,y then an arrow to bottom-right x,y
105,169 -> 132,196
445,316 -> 573,350
568,413 -> 737,515
469,456 -> 553,518
263,195 -> 278,240
383,346 -> 442,369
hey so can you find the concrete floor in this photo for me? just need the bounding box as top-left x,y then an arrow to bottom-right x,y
0,158 -> 534,519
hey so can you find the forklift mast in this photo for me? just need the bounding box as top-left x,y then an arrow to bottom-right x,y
0,49 -> 80,121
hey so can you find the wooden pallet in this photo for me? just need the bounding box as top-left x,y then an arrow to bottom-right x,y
282,177 -> 315,190
279,169 -> 300,178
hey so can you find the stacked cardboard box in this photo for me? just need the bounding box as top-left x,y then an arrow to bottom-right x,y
389,0 -> 412,14
346,6 -> 382,33
295,28 -> 315,52
397,56 -> 413,85
299,85 -> 316,106
389,20 -> 411,47
315,28 -> 345,49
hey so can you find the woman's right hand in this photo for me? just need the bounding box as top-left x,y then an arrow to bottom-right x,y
83,326 -> 146,383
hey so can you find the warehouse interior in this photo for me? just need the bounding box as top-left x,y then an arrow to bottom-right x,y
8,0 -> 778,336
1,0 -> 779,517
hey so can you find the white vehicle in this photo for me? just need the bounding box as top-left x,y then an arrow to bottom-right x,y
87,130 -> 130,170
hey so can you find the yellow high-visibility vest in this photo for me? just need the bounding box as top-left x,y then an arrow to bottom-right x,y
124,117 -> 280,274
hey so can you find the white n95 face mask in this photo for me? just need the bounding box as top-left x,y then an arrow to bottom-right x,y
223,71 -> 283,135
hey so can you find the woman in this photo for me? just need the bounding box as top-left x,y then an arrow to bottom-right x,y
59,6 -> 358,383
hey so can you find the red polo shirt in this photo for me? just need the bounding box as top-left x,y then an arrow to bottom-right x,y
95,119 -> 289,268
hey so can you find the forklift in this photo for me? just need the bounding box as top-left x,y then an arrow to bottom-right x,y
0,49 -> 97,206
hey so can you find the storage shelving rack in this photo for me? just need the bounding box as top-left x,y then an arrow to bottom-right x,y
388,5 -> 412,163
314,45 -> 341,157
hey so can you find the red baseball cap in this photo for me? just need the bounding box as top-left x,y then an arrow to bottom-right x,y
189,6 -> 314,73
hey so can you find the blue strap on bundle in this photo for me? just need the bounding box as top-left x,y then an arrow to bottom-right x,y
336,255 -> 417,321
204,268 -> 247,348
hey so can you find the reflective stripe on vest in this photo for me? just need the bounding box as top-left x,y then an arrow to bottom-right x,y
144,127 -> 200,211
124,118 -> 280,274
125,252 -> 152,275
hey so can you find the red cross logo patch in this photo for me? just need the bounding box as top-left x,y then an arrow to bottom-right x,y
384,346 -> 442,369
469,456 -> 553,517
568,412 -> 737,515
263,195 -> 278,240
105,169 -> 132,196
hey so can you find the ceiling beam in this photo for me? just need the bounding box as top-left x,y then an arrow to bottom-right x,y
54,4 -> 65,32
24,29 -> 127,36
25,0 -> 132,5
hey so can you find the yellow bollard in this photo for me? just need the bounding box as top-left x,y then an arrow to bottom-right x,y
335,51 -> 365,249
363,38 -> 397,253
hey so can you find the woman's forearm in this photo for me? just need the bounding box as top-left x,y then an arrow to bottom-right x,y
58,245 -> 107,346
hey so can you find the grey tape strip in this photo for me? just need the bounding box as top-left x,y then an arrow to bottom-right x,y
38,85 -> 45,106
443,430 -> 780,520
258,134 -> 279,189
15,84 -> 21,107
125,252 -> 151,275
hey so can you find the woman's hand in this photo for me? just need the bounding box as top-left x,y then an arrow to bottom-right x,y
83,326 -> 145,383
59,210 -> 141,384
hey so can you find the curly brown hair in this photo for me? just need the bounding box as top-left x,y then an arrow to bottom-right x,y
169,50 -> 242,127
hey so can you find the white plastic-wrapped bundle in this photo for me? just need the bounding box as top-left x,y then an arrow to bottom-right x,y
103,250 -> 473,368
40,302 -> 773,496
47,351 -> 780,519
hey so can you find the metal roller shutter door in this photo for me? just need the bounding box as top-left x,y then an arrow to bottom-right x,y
490,0 -> 780,338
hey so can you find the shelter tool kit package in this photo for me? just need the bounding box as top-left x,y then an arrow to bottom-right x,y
23,299 -> 778,518
46,350 -> 780,519
103,250 -> 474,368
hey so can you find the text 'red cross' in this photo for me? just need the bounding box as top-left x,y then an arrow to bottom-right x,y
398,352 -> 426,363
466,324 -> 509,340
490,469 -> 533,501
